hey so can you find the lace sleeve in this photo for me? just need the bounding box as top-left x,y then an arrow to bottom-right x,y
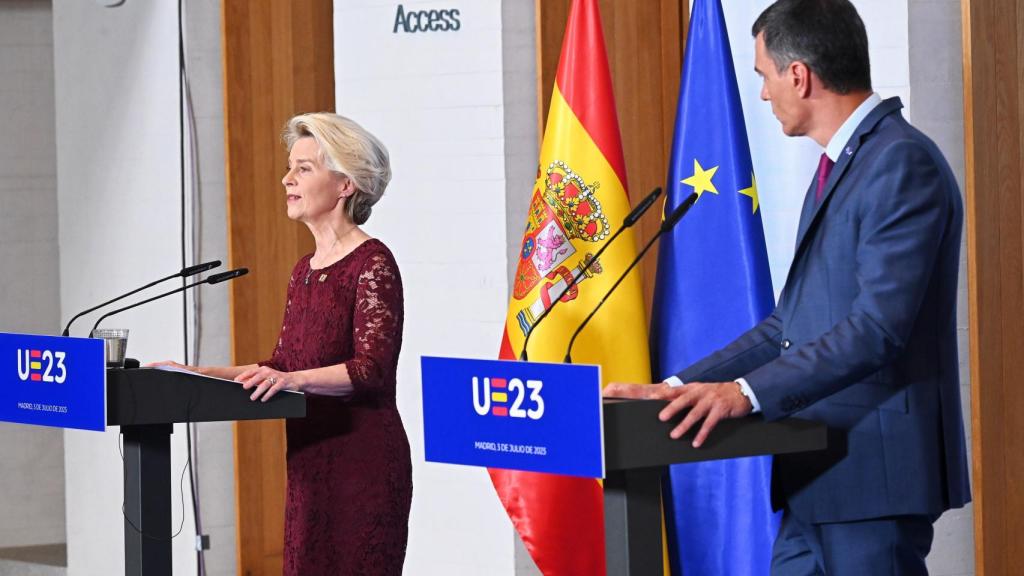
347,251 -> 404,397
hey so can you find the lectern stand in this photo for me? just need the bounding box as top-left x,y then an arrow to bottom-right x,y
419,356 -> 827,576
107,368 -> 305,576
601,399 -> 826,575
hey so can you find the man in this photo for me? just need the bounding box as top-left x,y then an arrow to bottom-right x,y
605,0 -> 971,573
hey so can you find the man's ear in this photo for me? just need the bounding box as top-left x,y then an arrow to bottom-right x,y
790,61 -> 812,99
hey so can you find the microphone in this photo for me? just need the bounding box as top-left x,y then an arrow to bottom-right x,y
520,187 -> 662,361
90,268 -> 248,335
180,261 -> 222,277
206,268 -> 247,284
563,192 -> 698,363
62,260 -> 222,336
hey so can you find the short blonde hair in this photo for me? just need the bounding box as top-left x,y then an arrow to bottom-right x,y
283,113 -> 391,225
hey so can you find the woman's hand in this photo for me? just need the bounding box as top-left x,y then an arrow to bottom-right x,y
235,366 -> 300,402
145,360 -> 200,372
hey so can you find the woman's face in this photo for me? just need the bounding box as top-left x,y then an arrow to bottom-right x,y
282,137 -> 350,223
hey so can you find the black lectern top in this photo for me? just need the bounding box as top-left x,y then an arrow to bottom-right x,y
107,368 -> 305,426
603,398 -> 826,471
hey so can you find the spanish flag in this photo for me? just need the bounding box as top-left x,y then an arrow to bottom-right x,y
491,0 -> 651,573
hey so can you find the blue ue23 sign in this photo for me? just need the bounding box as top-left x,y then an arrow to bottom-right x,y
421,356 -> 604,478
0,333 -> 106,431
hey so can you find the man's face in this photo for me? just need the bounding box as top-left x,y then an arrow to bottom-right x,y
754,32 -> 807,137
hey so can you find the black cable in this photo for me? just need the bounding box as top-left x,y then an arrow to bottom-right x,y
187,422 -> 203,575
117,425 -> 192,542
178,1 -> 206,573
179,0 -> 188,367
112,0 -> 196,549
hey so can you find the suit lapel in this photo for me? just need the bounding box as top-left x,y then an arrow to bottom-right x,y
793,145 -> 857,249
786,98 -> 905,283
794,176 -> 819,253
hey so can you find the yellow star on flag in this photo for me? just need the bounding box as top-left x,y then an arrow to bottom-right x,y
681,159 -> 719,200
739,173 -> 759,214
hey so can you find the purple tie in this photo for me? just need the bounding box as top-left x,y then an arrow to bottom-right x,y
816,153 -> 835,203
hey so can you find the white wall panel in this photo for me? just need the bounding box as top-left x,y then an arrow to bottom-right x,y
334,1 -> 515,574
0,0 -> 65,550
52,1 -> 194,574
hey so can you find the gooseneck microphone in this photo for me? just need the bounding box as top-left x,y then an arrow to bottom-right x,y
563,192 -> 698,363
520,187 -> 662,361
62,260 -> 222,336
90,268 -> 248,335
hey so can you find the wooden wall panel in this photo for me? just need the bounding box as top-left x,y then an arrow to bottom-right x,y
537,0 -> 687,319
222,1 -> 333,574
962,0 -> 1024,574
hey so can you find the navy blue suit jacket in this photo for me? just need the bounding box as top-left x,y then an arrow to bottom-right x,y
676,98 -> 971,523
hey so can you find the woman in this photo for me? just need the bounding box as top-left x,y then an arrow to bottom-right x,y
154,113 -> 412,575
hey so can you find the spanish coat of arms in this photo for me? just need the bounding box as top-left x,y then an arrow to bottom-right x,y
513,160 -> 611,336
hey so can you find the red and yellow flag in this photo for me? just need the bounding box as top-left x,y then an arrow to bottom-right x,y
491,1 -> 650,573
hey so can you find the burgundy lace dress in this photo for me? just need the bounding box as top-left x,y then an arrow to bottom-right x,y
260,239 -> 412,576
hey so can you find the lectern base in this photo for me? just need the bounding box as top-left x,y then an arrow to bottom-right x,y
106,369 -> 305,576
604,467 -> 665,576
600,400 -> 828,575
122,424 -> 173,576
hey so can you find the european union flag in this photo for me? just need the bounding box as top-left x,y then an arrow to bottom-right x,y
650,1 -> 778,574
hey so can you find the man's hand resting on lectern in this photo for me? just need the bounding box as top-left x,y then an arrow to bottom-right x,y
603,381 -> 753,448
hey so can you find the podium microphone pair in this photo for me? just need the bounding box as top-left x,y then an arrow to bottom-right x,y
61,260 -> 248,337
519,189 -> 699,363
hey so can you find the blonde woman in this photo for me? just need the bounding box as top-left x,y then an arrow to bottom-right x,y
154,113 -> 412,574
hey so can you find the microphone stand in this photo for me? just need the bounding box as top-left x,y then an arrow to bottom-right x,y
520,187 -> 662,360
564,193 -> 698,363
91,269 -> 247,335
62,260 -> 222,336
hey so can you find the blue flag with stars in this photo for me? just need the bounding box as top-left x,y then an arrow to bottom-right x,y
651,0 -> 779,574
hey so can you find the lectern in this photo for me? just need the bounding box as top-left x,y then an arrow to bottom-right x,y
420,356 -> 827,576
602,398 -> 825,575
108,368 -> 305,576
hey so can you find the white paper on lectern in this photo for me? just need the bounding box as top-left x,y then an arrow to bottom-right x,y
150,365 -> 303,394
